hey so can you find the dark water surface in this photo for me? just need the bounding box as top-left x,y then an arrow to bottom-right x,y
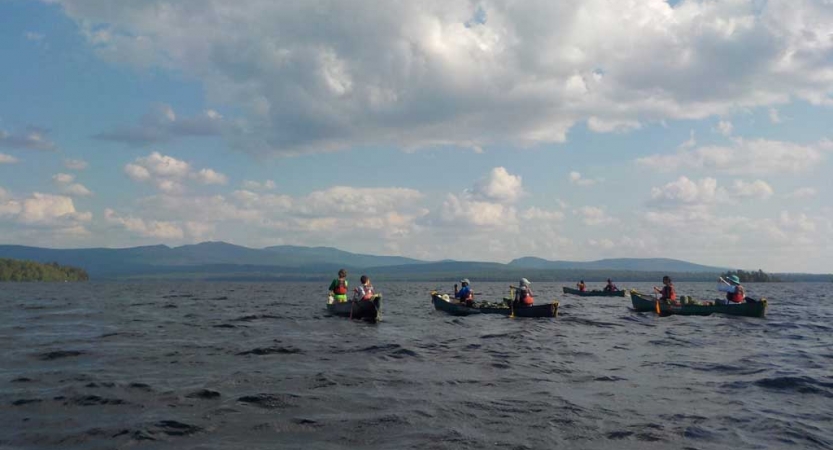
1,282 -> 832,449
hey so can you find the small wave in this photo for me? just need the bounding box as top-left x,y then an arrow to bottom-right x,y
753,376 -> 833,398
594,375 -> 626,382
233,314 -> 282,322
237,346 -> 303,356
11,398 -> 42,406
114,420 -> 203,441
237,393 -> 298,409
185,389 -> 221,399
39,350 -> 84,360
387,348 -> 420,359
64,395 -> 129,406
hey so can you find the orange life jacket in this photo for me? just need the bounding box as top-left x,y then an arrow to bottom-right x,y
518,288 -> 534,306
662,285 -> 676,301
333,279 -> 348,295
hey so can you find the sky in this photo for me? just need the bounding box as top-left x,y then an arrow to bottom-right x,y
1,0 -> 832,272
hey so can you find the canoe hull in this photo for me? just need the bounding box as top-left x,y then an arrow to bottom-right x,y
327,295 -> 382,323
430,293 -> 557,318
630,292 -> 766,318
562,286 -> 626,297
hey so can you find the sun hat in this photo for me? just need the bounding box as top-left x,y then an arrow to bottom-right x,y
461,278 -> 470,284
727,275 -> 741,284
520,278 -> 531,286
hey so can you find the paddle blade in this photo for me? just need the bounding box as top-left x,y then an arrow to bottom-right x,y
655,300 -> 660,314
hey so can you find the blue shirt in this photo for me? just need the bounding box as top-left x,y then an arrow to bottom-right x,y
456,286 -> 472,299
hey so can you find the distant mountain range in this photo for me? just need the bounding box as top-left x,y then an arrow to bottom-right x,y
508,256 -> 724,273
0,242 -> 726,279
0,241 -> 826,281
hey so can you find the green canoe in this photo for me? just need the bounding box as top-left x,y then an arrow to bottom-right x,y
562,286 -> 627,297
326,295 -> 382,323
630,291 -> 766,318
430,292 -> 558,318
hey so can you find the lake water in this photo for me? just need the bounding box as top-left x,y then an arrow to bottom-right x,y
1,281 -> 831,449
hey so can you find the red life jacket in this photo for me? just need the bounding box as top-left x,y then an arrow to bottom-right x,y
363,289 -> 374,301
356,285 -> 374,301
333,279 -> 347,295
727,285 -> 744,303
662,285 -> 677,301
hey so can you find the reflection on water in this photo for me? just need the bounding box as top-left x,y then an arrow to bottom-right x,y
1,281 -> 831,449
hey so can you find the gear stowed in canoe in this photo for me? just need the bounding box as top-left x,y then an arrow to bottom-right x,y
326,295 -> 382,323
562,286 -> 627,297
430,292 -> 558,318
630,291 -> 767,318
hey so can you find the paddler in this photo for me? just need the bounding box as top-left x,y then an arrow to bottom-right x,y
328,269 -> 349,303
718,274 -> 745,303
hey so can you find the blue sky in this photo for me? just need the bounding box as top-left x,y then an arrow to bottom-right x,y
1,0 -> 832,272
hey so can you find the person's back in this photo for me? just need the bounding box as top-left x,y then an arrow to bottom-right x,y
604,279 -> 617,292
577,280 -> 586,292
329,269 -> 349,303
354,275 -> 375,301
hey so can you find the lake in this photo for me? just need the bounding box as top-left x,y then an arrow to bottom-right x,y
1,281 -> 831,449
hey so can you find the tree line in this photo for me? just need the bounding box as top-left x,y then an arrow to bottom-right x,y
722,269 -> 779,283
0,258 -> 89,282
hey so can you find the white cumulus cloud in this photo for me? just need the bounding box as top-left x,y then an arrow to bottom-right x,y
48,0 -> 833,155
637,138 -> 830,175
104,208 -> 185,240
732,180 -> 774,200
123,151 -> 228,192
469,167 -> 523,203
568,171 -> 599,187
650,176 -> 724,207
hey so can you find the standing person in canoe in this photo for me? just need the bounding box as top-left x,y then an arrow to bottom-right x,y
455,278 -> 475,307
718,275 -> 745,303
653,275 -> 677,304
328,269 -> 349,303
353,275 -> 375,301
577,280 -> 586,292
514,278 -> 534,307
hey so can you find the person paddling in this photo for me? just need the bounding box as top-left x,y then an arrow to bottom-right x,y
603,279 -> 618,292
328,269 -> 349,303
719,275 -> 745,303
577,280 -> 586,292
455,278 -> 474,307
653,275 -> 677,304
353,275 -> 375,301
513,278 -> 534,307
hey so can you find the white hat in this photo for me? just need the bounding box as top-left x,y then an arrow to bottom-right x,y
520,278 -> 531,286
461,278 -> 470,284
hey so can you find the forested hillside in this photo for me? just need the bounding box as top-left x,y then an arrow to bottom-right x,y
0,259 -> 89,282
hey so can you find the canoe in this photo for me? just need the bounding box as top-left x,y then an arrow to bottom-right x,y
630,291 -> 766,318
326,295 -> 382,323
430,293 -> 558,318
562,286 -> 627,297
